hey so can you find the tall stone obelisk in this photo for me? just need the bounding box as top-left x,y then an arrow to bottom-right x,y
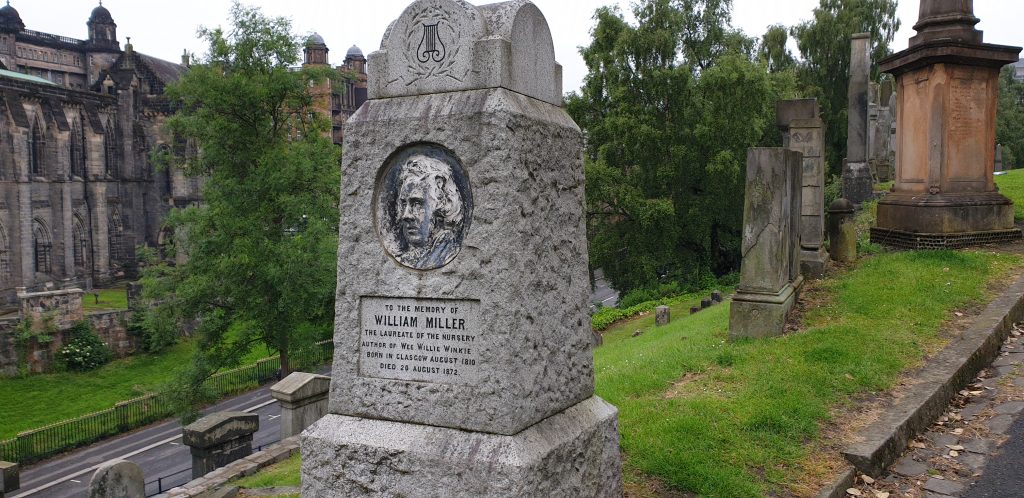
300,1 -> 622,496
843,33 -> 874,206
871,0 -> 1022,249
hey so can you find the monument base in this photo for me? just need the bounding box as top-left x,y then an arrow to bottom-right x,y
729,277 -> 803,340
800,247 -> 830,279
843,161 -> 875,206
870,227 -> 1022,250
873,192 -> 1022,249
301,396 -> 622,498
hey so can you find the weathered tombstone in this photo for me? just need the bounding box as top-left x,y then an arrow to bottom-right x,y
843,33 -> 874,206
828,199 -> 857,263
868,81 -> 896,183
0,461 -> 18,497
872,0 -> 1022,249
700,298 -> 712,309
301,1 -> 622,496
690,306 -> 700,315
270,372 -> 330,439
711,290 -> 723,303
995,144 -> 1004,173
777,98 -> 829,278
655,305 -> 670,326
730,149 -> 804,340
88,459 -> 144,498
182,412 -> 258,479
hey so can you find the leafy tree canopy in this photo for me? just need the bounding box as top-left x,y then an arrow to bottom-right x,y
137,2 -> 342,411
567,0 -> 796,294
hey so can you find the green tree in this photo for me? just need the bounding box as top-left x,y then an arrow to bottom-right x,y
790,0 -> 900,175
759,24 -> 795,73
138,2 -> 341,401
998,64 -> 1024,169
567,0 -> 794,294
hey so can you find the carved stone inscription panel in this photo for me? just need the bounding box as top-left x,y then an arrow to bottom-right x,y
359,296 -> 481,385
375,144 -> 472,270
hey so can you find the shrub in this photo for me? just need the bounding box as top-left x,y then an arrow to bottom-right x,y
57,322 -> 113,372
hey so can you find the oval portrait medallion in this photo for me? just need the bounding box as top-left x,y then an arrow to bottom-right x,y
374,144 -> 472,270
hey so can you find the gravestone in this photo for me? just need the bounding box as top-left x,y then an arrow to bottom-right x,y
655,305 -> 670,326
182,412 -> 258,479
730,149 -> 804,340
828,199 -> 857,263
301,1 -> 622,497
270,372 -> 330,439
868,80 -> 896,183
88,459 -> 144,498
843,33 -> 874,206
777,98 -> 829,278
872,0 -> 1022,249
996,144 -> 1004,173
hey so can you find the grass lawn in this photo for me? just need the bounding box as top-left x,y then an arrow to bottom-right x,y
597,249 -> 1019,496
995,168 -> 1024,220
234,452 -> 301,492
0,341 -> 195,439
81,286 -> 129,312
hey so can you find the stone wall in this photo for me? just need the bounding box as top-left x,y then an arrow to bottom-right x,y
0,309 -> 135,376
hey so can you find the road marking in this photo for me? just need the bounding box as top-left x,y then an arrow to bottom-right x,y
268,414 -> 280,420
69,480 -> 80,484
12,397 -> 278,497
170,442 -> 179,445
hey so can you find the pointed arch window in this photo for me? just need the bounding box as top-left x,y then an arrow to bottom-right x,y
29,119 -> 45,177
0,223 -> 10,280
108,209 -> 125,267
104,118 -> 119,177
73,215 -> 89,268
70,120 -> 86,178
33,220 -> 52,274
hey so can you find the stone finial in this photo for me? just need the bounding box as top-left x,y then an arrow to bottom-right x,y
911,0 -> 981,46
88,460 -> 144,498
368,0 -> 562,106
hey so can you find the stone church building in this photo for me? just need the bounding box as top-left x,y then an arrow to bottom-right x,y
0,3 -> 200,306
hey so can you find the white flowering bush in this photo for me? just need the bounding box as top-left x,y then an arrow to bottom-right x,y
57,322 -> 113,372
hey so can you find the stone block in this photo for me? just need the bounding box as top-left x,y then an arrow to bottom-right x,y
270,372 -> 330,439
183,412 -> 258,479
655,306 -> 669,326
367,0 -> 562,106
89,459 -> 144,498
711,290 -> 723,303
302,396 -> 621,498
0,461 -> 18,495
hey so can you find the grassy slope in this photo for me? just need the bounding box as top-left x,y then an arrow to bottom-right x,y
234,452 -> 302,490
595,250 -> 1018,496
81,287 -> 129,312
995,168 -> 1024,220
223,251 -> 1020,496
0,341 -> 195,439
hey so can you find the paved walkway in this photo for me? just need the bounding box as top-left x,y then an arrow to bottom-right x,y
11,383 -> 284,498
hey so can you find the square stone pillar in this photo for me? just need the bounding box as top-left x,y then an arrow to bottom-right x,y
270,372 -> 329,439
872,0 -> 1022,249
182,412 -> 258,479
777,99 -> 829,278
0,461 -> 19,497
301,1 -> 621,496
730,148 -> 804,339
843,33 -> 875,206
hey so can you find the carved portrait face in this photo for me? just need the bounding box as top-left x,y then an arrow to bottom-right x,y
376,145 -> 472,270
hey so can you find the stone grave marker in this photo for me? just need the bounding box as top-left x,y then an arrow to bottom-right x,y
730,148 -> 804,340
843,33 -> 874,206
872,0 -> 1022,249
182,412 -> 258,479
270,372 -> 330,439
88,459 -> 144,498
301,1 -> 622,496
655,305 -> 670,326
777,98 -> 829,278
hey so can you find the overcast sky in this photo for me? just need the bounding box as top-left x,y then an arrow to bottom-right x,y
10,1 -> 1023,93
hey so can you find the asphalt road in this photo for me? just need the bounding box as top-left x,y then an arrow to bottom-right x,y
964,411 -> 1024,498
11,383 -> 284,498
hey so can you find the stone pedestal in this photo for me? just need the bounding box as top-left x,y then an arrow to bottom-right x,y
844,33 -> 875,206
777,98 -> 829,278
0,461 -> 18,497
730,149 -> 804,340
270,372 -> 330,440
302,1 -> 621,495
182,412 -> 258,479
828,199 -> 857,263
872,0 -> 1022,249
